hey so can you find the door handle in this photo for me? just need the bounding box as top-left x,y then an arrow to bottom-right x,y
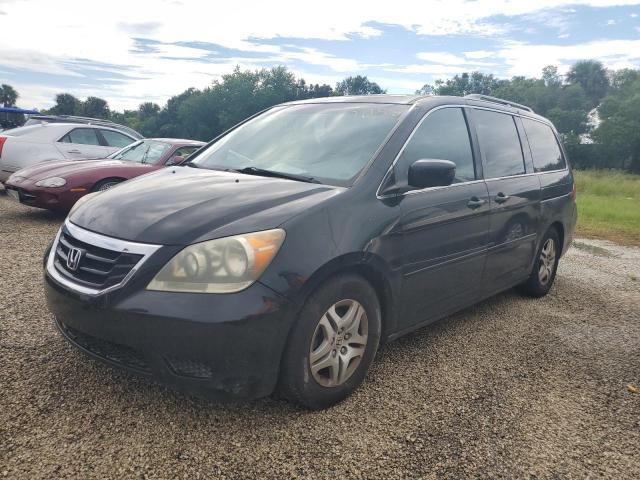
467,197 -> 486,209
66,149 -> 82,154
494,192 -> 510,204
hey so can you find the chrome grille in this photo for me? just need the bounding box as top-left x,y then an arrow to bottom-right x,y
54,228 -> 143,290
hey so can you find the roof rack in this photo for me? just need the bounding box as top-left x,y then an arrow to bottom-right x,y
464,94 -> 534,113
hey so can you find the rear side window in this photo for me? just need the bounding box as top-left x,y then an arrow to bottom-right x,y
522,118 -> 566,172
100,129 -> 133,148
60,128 -> 101,146
474,110 -> 525,179
398,107 -> 476,183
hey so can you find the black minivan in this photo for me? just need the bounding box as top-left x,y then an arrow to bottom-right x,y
44,94 -> 577,409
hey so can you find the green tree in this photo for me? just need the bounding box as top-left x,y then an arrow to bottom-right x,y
0,84 -> 19,107
542,65 -> 562,87
593,75 -> 640,172
138,102 -> 160,119
51,93 -> 80,115
295,80 -> 334,99
566,60 -> 609,107
417,72 -> 502,96
81,96 -> 109,118
335,75 -> 384,95
609,68 -> 640,91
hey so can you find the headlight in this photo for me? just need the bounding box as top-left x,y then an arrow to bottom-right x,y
35,177 -> 66,187
147,229 -> 285,293
67,191 -> 100,217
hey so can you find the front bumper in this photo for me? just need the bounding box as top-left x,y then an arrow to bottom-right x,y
44,260 -> 295,402
4,181 -> 84,212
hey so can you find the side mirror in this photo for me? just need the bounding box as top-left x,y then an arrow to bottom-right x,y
166,155 -> 184,166
408,159 -> 456,189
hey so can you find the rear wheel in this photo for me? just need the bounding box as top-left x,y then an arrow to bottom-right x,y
91,178 -> 122,192
279,274 -> 381,410
518,228 -> 560,297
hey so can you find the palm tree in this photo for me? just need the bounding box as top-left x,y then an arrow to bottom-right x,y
566,61 -> 609,107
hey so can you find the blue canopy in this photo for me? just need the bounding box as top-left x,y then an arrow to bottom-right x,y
0,106 -> 40,114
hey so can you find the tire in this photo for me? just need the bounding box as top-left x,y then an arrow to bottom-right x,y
518,227 -> 561,297
91,179 -> 122,192
279,274 -> 381,410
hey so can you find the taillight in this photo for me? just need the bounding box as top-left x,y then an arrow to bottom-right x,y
0,136 -> 6,158
571,182 -> 576,201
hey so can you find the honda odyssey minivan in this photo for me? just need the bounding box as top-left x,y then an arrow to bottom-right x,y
44,94 -> 577,410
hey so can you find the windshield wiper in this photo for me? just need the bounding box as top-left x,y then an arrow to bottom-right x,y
228,166 -> 320,184
141,145 -> 151,164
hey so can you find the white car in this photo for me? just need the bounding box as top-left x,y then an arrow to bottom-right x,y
0,123 -> 139,182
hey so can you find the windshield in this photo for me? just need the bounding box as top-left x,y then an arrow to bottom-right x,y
109,140 -> 171,163
191,103 -> 408,186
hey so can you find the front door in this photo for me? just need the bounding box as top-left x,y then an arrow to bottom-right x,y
469,108 -> 541,294
394,107 -> 491,331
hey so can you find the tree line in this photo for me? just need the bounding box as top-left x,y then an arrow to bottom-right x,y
417,61 -> 640,173
3,60 -> 639,173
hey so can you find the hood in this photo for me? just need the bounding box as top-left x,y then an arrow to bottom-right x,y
9,158 -> 142,182
69,167 -> 343,245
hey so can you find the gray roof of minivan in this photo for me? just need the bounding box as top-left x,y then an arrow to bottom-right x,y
284,94 -> 549,123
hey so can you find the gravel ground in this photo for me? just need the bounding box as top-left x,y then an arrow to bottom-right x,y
1,192 -> 639,479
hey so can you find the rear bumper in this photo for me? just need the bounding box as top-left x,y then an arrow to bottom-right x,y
45,270 -> 296,401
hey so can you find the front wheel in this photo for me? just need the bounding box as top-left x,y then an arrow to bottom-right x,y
518,228 -> 560,297
279,274 -> 381,410
91,179 -> 121,192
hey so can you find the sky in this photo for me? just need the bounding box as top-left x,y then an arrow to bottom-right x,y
1,0 -> 639,111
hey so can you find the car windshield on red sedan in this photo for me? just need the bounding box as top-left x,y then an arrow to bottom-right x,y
110,140 -> 171,164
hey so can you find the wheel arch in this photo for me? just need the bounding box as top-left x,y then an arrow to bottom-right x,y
90,176 -> 127,192
548,221 -> 565,255
288,252 -> 400,343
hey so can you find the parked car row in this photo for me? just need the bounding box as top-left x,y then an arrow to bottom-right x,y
0,114 -> 204,212
5,138 -> 204,212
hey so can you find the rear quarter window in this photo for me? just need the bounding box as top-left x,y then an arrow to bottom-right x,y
522,118 -> 566,172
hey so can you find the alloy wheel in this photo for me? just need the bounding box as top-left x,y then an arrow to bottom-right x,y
309,299 -> 368,387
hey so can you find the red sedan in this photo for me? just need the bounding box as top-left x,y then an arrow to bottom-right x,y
4,138 -> 204,213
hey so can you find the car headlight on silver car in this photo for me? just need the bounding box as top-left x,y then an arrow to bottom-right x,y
147,229 -> 286,293
35,177 -> 66,188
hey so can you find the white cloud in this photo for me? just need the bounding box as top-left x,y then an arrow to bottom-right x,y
497,39 -> 640,77
464,50 -> 494,59
416,52 -> 468,65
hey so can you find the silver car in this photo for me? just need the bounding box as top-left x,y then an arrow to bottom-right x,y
0,123 -> 139,182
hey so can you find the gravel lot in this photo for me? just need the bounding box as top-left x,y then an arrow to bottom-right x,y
1,192 -> 639,479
